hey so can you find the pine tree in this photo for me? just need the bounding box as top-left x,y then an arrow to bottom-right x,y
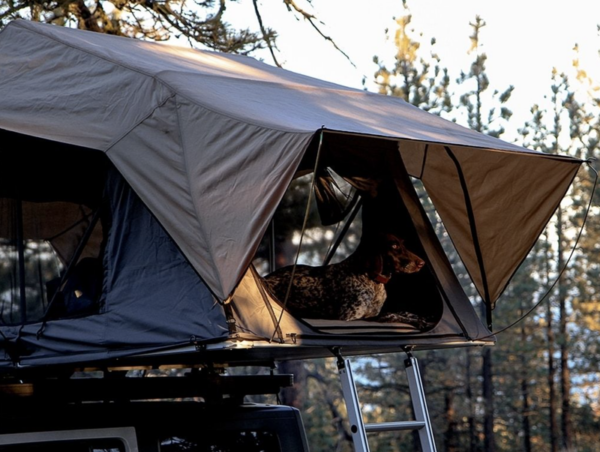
455,16 -> 513,452
518,102 -> 561,452
373,11 -> 451,115
517,46 -> 600,449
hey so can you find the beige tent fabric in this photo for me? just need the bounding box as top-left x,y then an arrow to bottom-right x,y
0,20 -> 583,304
400,142 -> 581,305
230,267 -> 306,341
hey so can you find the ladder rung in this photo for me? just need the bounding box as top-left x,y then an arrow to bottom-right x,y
365,421 -> 426,433
337,355 -> 437,451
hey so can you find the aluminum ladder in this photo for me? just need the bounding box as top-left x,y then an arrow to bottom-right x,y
336,351 -> 437,452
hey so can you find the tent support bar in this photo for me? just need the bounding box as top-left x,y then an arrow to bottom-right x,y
335,349 -> 437,452
324,194 -> 362,266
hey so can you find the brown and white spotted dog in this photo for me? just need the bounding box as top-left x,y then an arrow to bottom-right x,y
263,233 -> 426,323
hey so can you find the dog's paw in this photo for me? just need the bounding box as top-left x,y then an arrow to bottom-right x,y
375,311 -> 436,330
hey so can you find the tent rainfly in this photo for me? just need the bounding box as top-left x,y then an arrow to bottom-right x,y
0,20 -> 584,371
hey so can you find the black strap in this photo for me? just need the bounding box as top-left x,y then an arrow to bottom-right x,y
444,146 -> 493,329
323,193 -> 362,266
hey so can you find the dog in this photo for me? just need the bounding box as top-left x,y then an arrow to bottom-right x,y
263,233 -> 425,322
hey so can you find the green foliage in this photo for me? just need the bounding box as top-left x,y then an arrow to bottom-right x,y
373,11 -> 452,114
457,16 -> 513,138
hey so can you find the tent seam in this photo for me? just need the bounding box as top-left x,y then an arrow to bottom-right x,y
173,93 -> 222,294
10,22 -> 316,136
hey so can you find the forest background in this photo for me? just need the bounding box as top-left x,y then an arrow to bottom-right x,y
1,0 -> 600,451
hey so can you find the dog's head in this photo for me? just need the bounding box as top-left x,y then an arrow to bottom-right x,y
377,233 -> 425,275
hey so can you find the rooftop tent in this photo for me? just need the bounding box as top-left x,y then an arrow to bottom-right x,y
0,20 -> 583,370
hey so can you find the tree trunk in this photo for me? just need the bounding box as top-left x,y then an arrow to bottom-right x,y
520,315 -> 532,452
480,299 -> 496,452
444,390 -> 458,452
559,304 -> 572,452
546,248 -> 559,452
521,374 -> 532,452
278,359 -> 307,410
556,207 -> 572,452
482,346 -> 495,452
560,300 -> 572,452
465,349 -> 478,452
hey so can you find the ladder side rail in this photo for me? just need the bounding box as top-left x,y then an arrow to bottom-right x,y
337,351 -> 437,452
405,355 -> 437,452
337,357 -> 370,452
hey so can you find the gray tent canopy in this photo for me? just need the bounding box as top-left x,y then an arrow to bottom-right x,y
0,20 -> 583,370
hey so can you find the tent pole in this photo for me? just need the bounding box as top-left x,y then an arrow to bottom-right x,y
269,220 -> 276,274
323,194 -> 362,266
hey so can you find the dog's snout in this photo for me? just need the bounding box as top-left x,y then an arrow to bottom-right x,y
399,252 -> 425,274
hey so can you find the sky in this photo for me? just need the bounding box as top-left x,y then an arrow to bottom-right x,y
225,0 -> 600,141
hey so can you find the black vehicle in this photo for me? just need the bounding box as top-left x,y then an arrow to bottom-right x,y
0,370 -> 310,452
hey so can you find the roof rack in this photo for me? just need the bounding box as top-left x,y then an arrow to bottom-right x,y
0,369 -> 293,404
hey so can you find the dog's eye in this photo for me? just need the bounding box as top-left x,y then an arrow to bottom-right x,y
391,244 -> 398,249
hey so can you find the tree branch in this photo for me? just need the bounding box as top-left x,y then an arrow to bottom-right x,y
252,0 -> 280,67
307,370 -> 353,444
283,0 -> 355,68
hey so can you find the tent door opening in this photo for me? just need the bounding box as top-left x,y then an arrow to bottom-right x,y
254,137 -> 453,335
